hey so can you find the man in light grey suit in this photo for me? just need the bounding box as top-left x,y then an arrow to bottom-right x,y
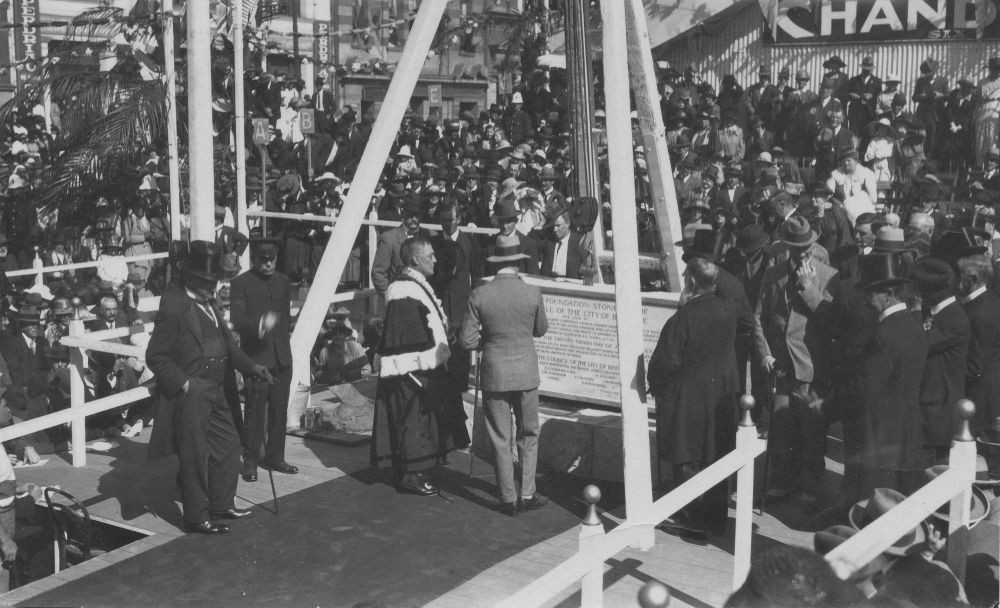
460,243 -> 549,517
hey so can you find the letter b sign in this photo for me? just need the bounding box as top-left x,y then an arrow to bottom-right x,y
299,109 -> 315,134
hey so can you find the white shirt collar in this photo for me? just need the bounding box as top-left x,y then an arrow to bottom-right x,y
930,296 -> 956,316
879,302 -> 908,322
961,286 -> 988,304
22,332 -> 34,349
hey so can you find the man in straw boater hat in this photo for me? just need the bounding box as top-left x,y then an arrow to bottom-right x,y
371,236 -> 466,496
753,216 -> 839,503
229,236 -> 298,484
852,251 -> 927,498
146,241 -> 275,535
460,239 -> 548,517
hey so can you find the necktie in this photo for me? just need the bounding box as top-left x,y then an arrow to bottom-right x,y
28,340 -> 34,355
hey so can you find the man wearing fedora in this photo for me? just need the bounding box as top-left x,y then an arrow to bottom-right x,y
753,216 -> 840,501
146,241 -> 274,535
459,239 -> 548,517
371,196 -> 427,300
853,251 -> 928,497
487,197 -> 539,276
230,237 -> 297,483
909,257 -> 971,464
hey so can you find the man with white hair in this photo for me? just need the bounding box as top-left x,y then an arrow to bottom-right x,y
906,212 -> 935,258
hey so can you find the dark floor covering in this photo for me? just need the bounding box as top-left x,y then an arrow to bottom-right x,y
18,467 -> 584,608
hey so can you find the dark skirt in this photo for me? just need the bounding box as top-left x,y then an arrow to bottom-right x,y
281,236 -> 312,281
371,368 -> 465,475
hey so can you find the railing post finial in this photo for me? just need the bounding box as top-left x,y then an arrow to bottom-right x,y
582,484 -> 602,526
738,395 -> 755,427
637,580 -> 671,608
954,399 -> 976,442
70,296 -> 82,321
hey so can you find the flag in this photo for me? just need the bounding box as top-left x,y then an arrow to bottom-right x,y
758,0 -> 779,40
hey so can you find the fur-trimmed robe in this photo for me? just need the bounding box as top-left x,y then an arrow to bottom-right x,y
371,268 -> 468,475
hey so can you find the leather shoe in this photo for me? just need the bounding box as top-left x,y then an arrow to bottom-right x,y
186,521 -> 230,535
209,508 -> 254,520
397,476 -> 440,496
518,495 -> 549,511
495,502 -> 518,517
265,461 -> 299,475
241,465 -> 258,483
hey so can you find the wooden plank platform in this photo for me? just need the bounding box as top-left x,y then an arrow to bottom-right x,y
0,412 -> 831,608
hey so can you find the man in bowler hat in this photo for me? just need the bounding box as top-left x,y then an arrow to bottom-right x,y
147,241 -> 274,534
229,237 -> 298,483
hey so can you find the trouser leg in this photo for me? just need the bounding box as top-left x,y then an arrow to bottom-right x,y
768,391 -> 795,492
264,366 -> 292,464
484,391 -> 516,504
177,381 -> 213,524
207,388 -> 241,512
242,377 -> 268,466
514,389 -> 539,499
793,382 -> 827,496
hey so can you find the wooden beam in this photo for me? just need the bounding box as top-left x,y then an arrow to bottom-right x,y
625,0 -> 684,291
286,0 -> 451,425
601,0 -> 655,550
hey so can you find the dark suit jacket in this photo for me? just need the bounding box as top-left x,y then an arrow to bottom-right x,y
540,232 -> 584,279
459,272 -> 548,392
430,230 -> 483,330
146,285 -> 256,460
371,226 -> 429,295
649,292 -> 739,463
920,299 -> 971,446
0,330 -> 48,414
229,269 -> 293,369
964,289 -> 1000,432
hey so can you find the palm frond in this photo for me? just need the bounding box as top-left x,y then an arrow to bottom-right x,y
64,7 -> 127,43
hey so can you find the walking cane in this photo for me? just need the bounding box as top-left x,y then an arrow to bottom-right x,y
757,363 -> 783,516
468,349 -> 483,478
268,466 -> 278,516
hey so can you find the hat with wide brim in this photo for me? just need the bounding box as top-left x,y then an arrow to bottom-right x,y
848,488 -> 928,556
486,243 -> 529,263
923,465 -> 991,526
930,228 -> 988,261
776,216 -> 819,248
180,240 -> 224,282
823,55 -> 847,70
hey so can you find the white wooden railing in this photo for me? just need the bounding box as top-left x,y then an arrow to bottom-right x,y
497,396 -> 768,608
0,318 -> 154,468
824,399 -> 979,585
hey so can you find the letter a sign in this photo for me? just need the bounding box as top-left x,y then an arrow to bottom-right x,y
252,118 -> 269,145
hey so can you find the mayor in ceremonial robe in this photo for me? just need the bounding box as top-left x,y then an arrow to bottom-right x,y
371,236 -> 465,496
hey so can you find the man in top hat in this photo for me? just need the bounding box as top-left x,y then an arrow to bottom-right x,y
853,252 -> 927,496
371,196 -> 428,300
912,58 -> 949,160
460,236 -> 548,517
146,241 -> 274,534
753,216 -> 840,501
822,55 -> 849,101
649,257 -> 740,539
229,237 -> 297,483
372,236 -> 465,496
911,257 -> 971,463
845,56 -> 882,134
954,252 -> 1000,434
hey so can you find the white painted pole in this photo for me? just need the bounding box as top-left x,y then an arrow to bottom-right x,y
624,0 -> 684,290
947,399 -> 977,583
287,0 -> 450,398
580,485 -> 606,608
233,0 -> 249,270
163,11 -> 182,241
186,1 -> 215,242
733,396 -> 757,590
600,0 -> 654,550
68,318 -> 87,467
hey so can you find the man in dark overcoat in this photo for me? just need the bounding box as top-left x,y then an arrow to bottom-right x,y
957,254 -> 1000,434
649,258 -> 739,538
459,243 -> 549,516
912,257 -> 971,462
855,252 -> 928,496
146,241 -> 273,534
229,237 -> 298,483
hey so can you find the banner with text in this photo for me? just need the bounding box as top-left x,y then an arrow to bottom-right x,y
762,0 -> 1000,44
11,0 -> 42,89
